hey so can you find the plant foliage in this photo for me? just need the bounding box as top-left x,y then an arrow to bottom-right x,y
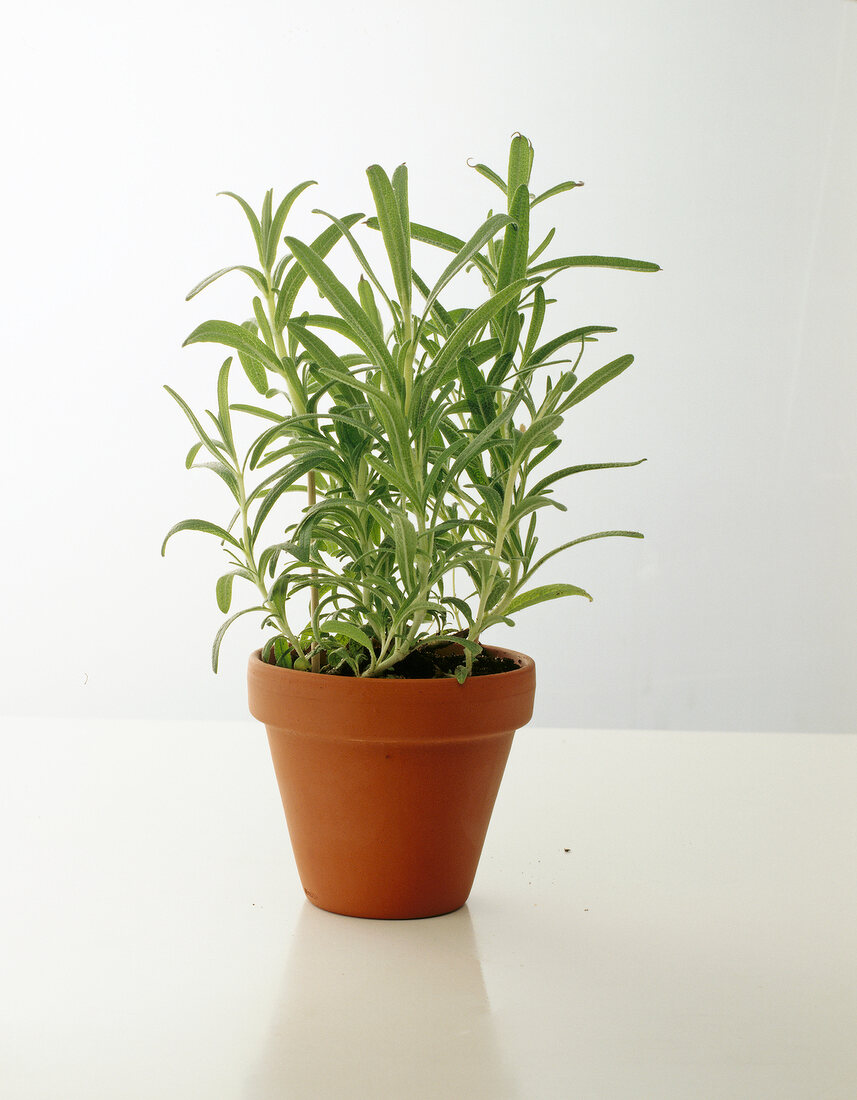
163,134 -> 658,678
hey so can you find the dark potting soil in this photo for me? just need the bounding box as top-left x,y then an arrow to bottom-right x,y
266,642 -> 519,679
372,647 -> 520,680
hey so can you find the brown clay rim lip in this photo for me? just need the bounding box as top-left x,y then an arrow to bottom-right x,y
249,644 -> 535,691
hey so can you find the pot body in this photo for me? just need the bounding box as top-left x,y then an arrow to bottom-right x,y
248,647 -> 536,919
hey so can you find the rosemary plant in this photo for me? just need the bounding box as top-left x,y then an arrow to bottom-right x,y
163,134 -> 658,680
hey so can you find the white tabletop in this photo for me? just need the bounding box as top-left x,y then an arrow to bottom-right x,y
2,718 -> 856,1099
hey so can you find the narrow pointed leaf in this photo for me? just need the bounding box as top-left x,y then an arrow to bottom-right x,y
421,212 -> 511,321
506,583 -> 592,614
531,180 -> 584,207
312,207 -> 395,317
366,164 -> 412,313
161,518 -> 242,556
563,354 -> 635,409
216,359 -> 234,450
212,607 -> 267,672
283,235 -> 394,375
323,619 -> 375,652
358,276 -> 384,335
186,265 -> 268,300
239,353 -> 269,394
183,319 -> 282,374
506,134 -> 533,206
275,213 -> 364,329
530,325 -> 618,366
522,284 -> 546,364
428,278 -> 529,383
496,184 -> 530,294
164,385 -> 225,463
266,180 -> 317,270
530,459 -> 646,498
215,572 -> 235,613
468,160 -> 507,194
260,189 -> 273,263
184,441 -> 203,468
527,530 -> 644,579
530,255 -> 661,275
217,191 -> 264,265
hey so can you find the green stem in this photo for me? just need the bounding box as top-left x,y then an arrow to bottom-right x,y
235,463 -> 305,659
264,286 -> 320,670
470,456 -> 521,640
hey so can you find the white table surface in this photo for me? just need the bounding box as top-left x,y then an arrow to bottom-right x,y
1,717 -> 856,1099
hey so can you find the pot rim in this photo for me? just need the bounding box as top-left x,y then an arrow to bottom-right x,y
248,643 -> 536,740
249,643 -> 534,689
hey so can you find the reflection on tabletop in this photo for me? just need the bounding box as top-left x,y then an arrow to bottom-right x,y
244,902 -> 518,1100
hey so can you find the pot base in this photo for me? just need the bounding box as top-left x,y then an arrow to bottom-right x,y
266,726 -> 515,920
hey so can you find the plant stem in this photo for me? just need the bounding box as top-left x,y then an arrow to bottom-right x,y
235,462 -> 305,659
306,469 -> 321,672
470,455 -> 521,640
265,287 -> 321,667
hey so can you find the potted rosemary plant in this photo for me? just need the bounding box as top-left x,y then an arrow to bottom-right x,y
163,134 -> 658,918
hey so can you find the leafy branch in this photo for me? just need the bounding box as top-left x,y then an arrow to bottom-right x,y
163,134 -> 658,677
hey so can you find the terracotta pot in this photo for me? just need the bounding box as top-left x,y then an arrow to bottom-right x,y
248,646 -> 536,919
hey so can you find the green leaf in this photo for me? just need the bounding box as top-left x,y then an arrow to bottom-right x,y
527,228 -> 556,267
563,354 -> 635,409
526,530 -> 644,579
392,512 -> 419,591
389,218 -> 463,254
420,212 -> 511,324
427,278 -> 530,384
212,606 -> 266,672
530,180 -> 584,207
522,285 -> 546,365
513,415 -> 563,461
184,441 -> 203,469
286,322 -> 374,398
311,207 -> 396,318
468,160 -> 507,194
283,235 -> 395,379
252,451 -> 337,540
496,184 -> 530,300
530,459 -> 646,498
358,276 -> 384,335
161,518 -> 242,556
252,296 -> 274,347
275,213 -> 364,330
216,358 -> 233,450
217,191 -> 264,265
431,395 -> 521,508
530,326 -> 617,366
366,163 -> 411,314
505,583 -> 592,614
391,162 -> 412,298
215,572 -> 235,613
239,353 -> 269,395
265,180 -> 317,271
164,385 -> 225,463
186,265 -> 268,300
323,619 -> 374,652
260,189 -> 273,264
506,134 -> 533,202
366,218 -> 497,284
193,460 -> 240,498
529,255 -> 661,276
183,319 -> 282,375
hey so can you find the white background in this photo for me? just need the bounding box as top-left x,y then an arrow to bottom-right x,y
0,0 -> 854,733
